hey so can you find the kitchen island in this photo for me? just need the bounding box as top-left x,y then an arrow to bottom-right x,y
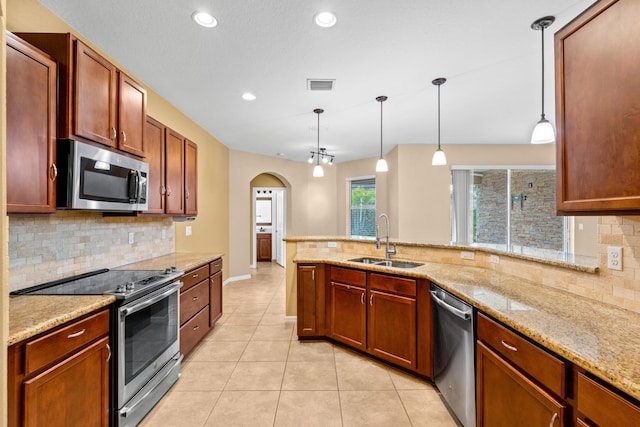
285,236 -> 640,409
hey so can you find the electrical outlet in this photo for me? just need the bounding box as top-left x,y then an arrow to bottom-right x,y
490,255 -> 500,264
327,241 -> 337,248
128,232 -> 134,244
185,226 -> 192,236
161,229 -> 166,240
607,246 -> 623,271
461,251 -> 475,260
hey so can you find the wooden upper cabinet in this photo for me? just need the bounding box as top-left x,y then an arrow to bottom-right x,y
74,40 -> 117,148
185,139 -> 198,216
555,0 -> 640,214
118,72 -> 147,156
14,33 -> 147,157
144,116 -> 166,214
6,32 -> 57,214
165,128 -> 185,215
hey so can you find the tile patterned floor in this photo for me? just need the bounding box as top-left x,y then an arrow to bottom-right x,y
140,262 -> 457,427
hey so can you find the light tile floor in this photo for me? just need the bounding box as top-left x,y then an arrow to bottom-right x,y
140,262 -> 457,427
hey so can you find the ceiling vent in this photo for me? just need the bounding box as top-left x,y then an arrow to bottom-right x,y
307,79 -> 335,91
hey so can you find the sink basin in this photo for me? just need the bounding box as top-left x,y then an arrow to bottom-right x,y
348,258 -> 423,269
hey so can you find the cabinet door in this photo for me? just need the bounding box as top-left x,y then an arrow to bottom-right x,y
368,290 -> 417,370
555,0 -> 640,213
165,128 -> 185,215
257,234 -> 272,261
23,336 -> 110,427
143,116 -> 166,214
476,341 -> 565,427
330,282 -> 366,350
6,34 -> 57,213
117,72 -> 146,157
184,139 -> 198,215
73,40 -> 117,147
297,265 -> 325,337
210,270 -> 223,326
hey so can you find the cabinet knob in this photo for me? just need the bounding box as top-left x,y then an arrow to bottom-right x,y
192,296 -> 198,301
49,163 -> 58,180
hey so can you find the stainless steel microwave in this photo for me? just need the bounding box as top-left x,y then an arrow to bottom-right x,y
57,139 -> 149,211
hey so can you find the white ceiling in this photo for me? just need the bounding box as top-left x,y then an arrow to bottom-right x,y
38,0 -> 596,164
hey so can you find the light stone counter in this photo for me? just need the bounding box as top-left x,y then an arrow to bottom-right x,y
8,252 -> 222,346
292,250 -> 640,402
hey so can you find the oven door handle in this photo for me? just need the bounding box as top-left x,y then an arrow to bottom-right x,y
121,282 -> 182,317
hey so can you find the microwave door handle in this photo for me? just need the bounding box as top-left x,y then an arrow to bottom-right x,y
128,170 -> 139,202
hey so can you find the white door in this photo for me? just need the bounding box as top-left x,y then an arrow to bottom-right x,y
275,190 -> 285,266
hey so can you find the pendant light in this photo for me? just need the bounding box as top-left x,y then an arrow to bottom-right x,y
375,96 -> 389,172
431,78 -> 447,166
530,16 -> 555,144
313,108 -> 324,177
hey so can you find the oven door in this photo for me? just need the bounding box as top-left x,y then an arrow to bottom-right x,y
117,282 -> 181,407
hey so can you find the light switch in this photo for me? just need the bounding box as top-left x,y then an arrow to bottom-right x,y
186,226 -> 192,236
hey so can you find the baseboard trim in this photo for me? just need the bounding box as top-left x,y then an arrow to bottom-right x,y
223,274 -> 251,286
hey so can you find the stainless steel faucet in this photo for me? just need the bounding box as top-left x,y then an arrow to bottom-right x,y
376,213 -> 396,259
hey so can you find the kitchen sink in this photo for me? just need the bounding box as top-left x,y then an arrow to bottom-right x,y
348,258 -> 423,269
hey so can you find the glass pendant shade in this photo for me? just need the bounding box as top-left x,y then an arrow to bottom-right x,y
376,158 -> 388,172
531,116 -> 555,144
313,164 -> 324,177
432,149 -> 447,166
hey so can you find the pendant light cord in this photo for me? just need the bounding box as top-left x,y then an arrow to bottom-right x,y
380,100 -> 383,157
540,25 -> 545,119
316,111 -> 320,166
437,84 -> 441,150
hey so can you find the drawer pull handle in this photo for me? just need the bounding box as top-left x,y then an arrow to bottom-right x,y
370,294 -> 373,306
501,340 -> 518,352
50,163 -> 58,180
360,293 -> 364,304
193,274 -> 199,278
549,413 -> 558,427
106,343 -> 111,363
192,296 -> 199,301
193,325 -> 200,331
67,329 -> 86,339
111,127 -> 117,140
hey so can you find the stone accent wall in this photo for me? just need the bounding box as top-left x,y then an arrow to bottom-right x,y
9,212 -> 175,291
476,170 -> 563,250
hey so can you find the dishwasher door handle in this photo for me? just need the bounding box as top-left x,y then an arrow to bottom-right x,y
430,290 -> 472,320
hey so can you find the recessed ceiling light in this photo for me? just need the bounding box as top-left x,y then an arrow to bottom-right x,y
314,12 -> 337,28
192,11 -> 218,28
242,92 -> 256,101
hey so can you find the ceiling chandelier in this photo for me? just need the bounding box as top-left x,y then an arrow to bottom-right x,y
309,109 -> 335,177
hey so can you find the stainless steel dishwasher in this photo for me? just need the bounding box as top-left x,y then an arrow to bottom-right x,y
431,282 -> 476,427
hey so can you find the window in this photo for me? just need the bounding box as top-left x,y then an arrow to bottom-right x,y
451,167 -> 566,252
349,177 -> 376,237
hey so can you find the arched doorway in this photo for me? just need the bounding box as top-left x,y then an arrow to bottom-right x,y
250,173 -> 288,268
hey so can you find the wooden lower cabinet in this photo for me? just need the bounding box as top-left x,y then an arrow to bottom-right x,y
210,258 -> 223,326
368,289 -> 416,370
257,233 -> 272,261
330,281 -> 367,350
23,337 -> 110,427
8,308 -> 110,427
296,264 -> 325,337
476,341 -> 566,427
576,372 -> 640,426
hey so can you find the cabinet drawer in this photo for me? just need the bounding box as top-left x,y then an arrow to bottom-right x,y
369,273 -> 416,297
182,265 -> 209,291
24,309 -> 109,375
477,313 -> 566,398
180,306 -> 210,356
577,373 -> 640,426
209,258 -> 222,275
180,279 -> 209,325
330,266 -> 366,286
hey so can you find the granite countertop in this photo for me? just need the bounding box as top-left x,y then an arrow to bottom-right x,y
8,252 -> 223,346
293,251 -> 640,402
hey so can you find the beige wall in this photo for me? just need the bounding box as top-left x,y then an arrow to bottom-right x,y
335,144 -> 556,242
1,0 -> 8,424
228,150 -> 338,278
6,0 -> 230,279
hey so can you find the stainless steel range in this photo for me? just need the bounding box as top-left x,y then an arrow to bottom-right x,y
14,267 -> 184,427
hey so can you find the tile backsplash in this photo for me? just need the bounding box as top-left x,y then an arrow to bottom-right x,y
9,211 -> 175,291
